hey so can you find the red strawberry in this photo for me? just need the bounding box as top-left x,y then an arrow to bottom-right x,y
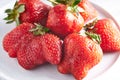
46,4 -> 84,38
3,22 -> 62,69
4,0 -> 51,26
3,22 -> 35,57
57,33 -> 103,80
92,18 -> 120,52
78,0 -> 98,23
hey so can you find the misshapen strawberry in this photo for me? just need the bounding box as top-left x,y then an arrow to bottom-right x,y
46,4 -> 84,38
57,33 -> 103,80
3,22 -> 62,69
93,18 -> 120,52
78,0 -> 98,23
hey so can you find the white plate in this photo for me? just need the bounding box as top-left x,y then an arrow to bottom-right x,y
0,1 -> 120,80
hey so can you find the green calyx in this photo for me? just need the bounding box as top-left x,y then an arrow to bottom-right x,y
54,0 -> 81,7
84,19 -> 101,44
29,23 -> 49,36
48,0 -> 82,14
85,31 -> 101,44
4,1 -> 25,26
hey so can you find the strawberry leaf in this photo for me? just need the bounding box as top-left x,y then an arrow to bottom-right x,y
5,9 -> 13,14
4,1 -> 25,26
48,0 -> 81,17
29,23 -> 49,36
73,0 -> 81,7
85,31 -> 101,44
56,0 -> 65,4
6,20 -> 14,24
48,0 -> 81,6
17,4 -> 25,13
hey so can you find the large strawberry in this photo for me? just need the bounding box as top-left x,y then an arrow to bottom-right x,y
85,18 -> 120,52
4,0 -> 51,26
57,33 -> 103,80
47,0 -> 84,38
3,23 -> 62,69
78,0 -> 98,23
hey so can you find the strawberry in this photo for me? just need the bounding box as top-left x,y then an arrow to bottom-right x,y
46,0 -> 84,38
4,0 -> 51,26
3,22 -> 35,57
57,33 -> 103,80
78,0 -> 98,23
3,22 -> 62,69
87,18 -> 120,52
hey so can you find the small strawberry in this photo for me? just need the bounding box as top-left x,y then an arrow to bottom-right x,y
85,18 -> 120,52
57,33 -> 103,80
47,0 -> 84,38
3,22 -> 35,57
4,0 -> 51,26
78,0 -> 98,23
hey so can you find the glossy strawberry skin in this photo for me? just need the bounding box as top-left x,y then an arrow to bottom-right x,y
47,4 -> 84,38
3,23 -> 35,58
57,33 -> 103,80
19,0 -> 51,26
94,18 -> 120,52
78,0 -> 98,23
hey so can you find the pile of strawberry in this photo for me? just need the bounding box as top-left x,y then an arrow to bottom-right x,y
3,0 -> 120,80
